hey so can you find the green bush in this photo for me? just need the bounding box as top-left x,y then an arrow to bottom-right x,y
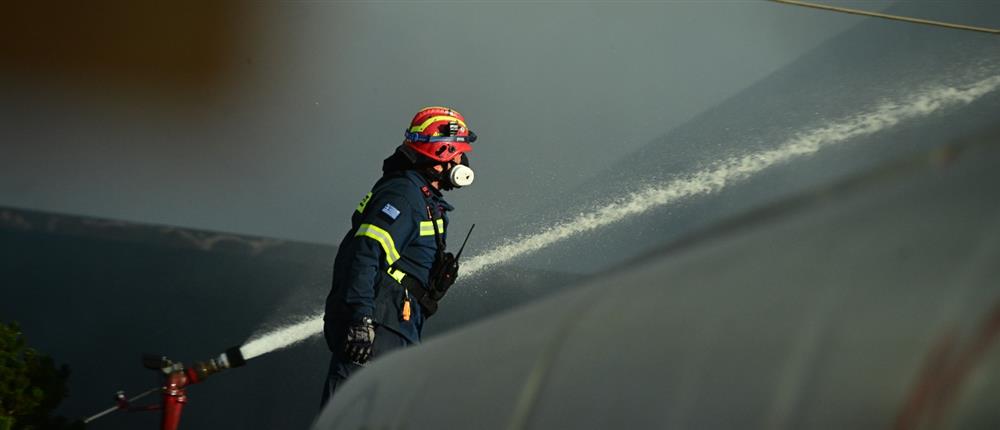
0,322 -> 76,430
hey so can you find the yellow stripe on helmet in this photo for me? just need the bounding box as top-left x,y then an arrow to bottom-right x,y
408,115 -> 468,134
417,106 -> 452,113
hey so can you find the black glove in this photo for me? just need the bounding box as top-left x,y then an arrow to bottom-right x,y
344,317 -> 375,365
429,252 -> 458,301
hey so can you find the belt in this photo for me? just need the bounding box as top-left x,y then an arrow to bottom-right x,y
385,266 -> 439,317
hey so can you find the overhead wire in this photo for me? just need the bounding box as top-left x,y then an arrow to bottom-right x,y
771,0 -> 1000,35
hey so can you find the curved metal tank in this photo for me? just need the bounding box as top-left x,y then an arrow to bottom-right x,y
314,137 -> 1000,429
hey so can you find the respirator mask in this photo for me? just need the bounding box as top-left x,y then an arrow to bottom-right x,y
448,163 -> 474,188
431,154 -> 474,191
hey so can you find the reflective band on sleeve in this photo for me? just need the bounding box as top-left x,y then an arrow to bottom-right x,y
419,219 -> 445,236
355,224 -> 401,265
409,115 -> 467,133
387,267 -> 406,283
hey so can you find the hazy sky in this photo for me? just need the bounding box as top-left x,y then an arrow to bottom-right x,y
0,1 -> 893,244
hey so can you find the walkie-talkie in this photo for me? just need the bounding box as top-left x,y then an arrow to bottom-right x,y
454,224 -> 475,262
425,224 -> 475,317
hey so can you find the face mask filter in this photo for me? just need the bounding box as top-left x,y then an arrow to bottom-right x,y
449,164 -> 474,187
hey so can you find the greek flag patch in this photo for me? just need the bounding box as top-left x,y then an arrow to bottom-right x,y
381,203 -> 401,220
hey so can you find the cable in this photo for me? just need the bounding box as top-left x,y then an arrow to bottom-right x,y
772,0 -> 1000,35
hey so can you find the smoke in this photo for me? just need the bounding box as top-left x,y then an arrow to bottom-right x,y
237,73 -> 1000,360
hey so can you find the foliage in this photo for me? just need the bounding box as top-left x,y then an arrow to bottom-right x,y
0,322 -> 79,430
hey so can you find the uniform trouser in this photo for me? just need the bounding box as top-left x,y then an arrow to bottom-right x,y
320,324 -> 412,408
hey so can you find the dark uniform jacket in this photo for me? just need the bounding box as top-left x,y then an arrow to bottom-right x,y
324,170 -> 451,345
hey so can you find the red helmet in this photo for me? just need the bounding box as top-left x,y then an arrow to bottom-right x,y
403,106 -> 476,163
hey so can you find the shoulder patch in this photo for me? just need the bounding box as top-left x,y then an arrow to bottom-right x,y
356,192 -> 373,214
381,203 -> 401,221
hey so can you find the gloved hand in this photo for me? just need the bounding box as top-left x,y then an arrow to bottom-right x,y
344,317 -> 375,365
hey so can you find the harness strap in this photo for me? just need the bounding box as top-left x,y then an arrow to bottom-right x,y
430,204 -> 446,261
387,266 -> 407,283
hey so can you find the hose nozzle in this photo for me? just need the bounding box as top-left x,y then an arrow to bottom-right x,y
189,346 -> 247,381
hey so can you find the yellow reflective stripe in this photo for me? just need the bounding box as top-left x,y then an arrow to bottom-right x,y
355,224 -> 401,265
387,267 -> 406,283
409,115 -> 467,133
356,192 -> 372,214
419,219 -> 445,236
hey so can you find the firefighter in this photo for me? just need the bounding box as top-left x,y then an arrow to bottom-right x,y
321,106 -> 475,406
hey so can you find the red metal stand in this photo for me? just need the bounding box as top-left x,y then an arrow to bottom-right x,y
160,370 -> 189,430
83,347 -> 246,429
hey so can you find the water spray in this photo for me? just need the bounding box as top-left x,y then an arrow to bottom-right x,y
84,346 -> 247,430
233,72 -> 1000,363
75,70 -> 1000,430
